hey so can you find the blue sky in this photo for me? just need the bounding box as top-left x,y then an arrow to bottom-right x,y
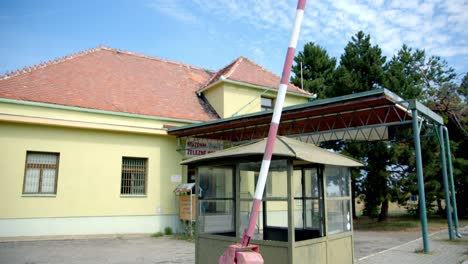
1,0 -> 467,82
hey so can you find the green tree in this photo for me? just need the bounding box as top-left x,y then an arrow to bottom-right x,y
419,60 -> 468,216
451,74 -> 467,217
328,31 -> 386,97
383,45 -> 425,99
327,31 -> 392,220
291,42 -> 336,98
292,34 -> 468,219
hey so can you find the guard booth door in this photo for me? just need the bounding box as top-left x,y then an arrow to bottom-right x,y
292,166 -> 325,241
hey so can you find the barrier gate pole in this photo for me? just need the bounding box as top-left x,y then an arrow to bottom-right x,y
241,0 -> 306,247
218,1 -> 307,263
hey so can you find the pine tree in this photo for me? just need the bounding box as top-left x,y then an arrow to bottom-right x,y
290,42 -> 336,98
383,45 -> 425,99
329,31 -> 386,97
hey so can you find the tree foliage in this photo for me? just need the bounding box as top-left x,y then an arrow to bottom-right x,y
290,42 -> 336,99
383,45 -> 425,100
329,31 -> 386,97
292,30 -> 468,220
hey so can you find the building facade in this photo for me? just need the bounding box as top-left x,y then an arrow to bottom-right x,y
0,47 -> 313,237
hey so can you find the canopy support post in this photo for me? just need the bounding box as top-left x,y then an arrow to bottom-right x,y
436,125 -> 454,240
411,108 -> 430,253
443,126 -> 462,238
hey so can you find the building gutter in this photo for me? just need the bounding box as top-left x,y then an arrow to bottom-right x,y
0,98 -> 203,124
0,112 -> 169,136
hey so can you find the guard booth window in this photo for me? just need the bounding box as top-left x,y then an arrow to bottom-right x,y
197,166 -> 235,236
293,166 -> 325,241
239,160 -> 288,241
325,166 -> 352,234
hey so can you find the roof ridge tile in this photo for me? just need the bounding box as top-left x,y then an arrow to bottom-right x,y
223,57 -> 244,78
109,47 -> 214,73
237,56 -> 312,95
0,46 -> 108,80
0,46 -> 214,81
199,56 -> 243,89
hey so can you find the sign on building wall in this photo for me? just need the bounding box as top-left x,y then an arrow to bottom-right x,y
185,138 -> 224,157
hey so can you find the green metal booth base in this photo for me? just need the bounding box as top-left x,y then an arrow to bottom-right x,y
181,136 -> 362,264
196,232 -> 354,264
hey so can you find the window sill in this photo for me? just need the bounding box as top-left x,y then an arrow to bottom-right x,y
120,194 -> 147,198
22,194 -> 56,197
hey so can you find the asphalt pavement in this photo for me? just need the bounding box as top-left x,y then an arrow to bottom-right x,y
0,227 -> 466,264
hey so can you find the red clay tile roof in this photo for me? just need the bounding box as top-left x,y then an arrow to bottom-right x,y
202,56 -> 312,96
0,47 -> 312,123
0,47 -> 219,122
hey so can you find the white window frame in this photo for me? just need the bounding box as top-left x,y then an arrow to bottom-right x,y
23,151 -> 60,195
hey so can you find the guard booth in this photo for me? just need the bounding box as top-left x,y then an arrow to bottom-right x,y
181,136 -> 363,264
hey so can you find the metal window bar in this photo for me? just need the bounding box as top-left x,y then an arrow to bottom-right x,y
121,157 -> 147,195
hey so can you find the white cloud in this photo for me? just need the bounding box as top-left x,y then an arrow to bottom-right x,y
389,0 -> 420,10
147,0 -> 467,73
147,0 -> 198,24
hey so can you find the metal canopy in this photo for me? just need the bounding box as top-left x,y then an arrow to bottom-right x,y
169,89 -> 442,145
169,88 -> 461,253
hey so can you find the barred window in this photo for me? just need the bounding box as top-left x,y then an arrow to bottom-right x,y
23,151 -> 59,194
121,157 -> 147,195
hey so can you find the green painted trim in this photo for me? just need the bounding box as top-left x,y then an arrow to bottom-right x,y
198,78 -> 315,99
408,100 -> 444,125
0,98 -> 202,124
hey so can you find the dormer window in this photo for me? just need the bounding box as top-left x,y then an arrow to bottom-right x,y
261,96 -> 274,111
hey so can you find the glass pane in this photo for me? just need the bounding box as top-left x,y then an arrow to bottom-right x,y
240,169 -> 256,198
198,200 -> 235,234
263,201 -> 289,242
327,200 -> 351,234
325,166 -> 349,197
239,160 -> 287,199
133,171 -> 145,194
293,167 -> 325,240
293,169 -> 302,197
27,153 -> 58,165
121,157 -> 146,195
41,168 -> 56,193
198,167 -> 233,199
304,199 -> 322,229
305,169 -> 319,197
240,200 -> 264,240
265,201 -> 288,228
24,168 -> 40,193
261,97 -> 272,107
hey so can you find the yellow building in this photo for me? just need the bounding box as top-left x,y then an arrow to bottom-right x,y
0,47 -> 313,237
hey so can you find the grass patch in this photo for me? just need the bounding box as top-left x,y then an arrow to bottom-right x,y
354,215 -> 468,232
151,232 -> 164,238
440,239 -> 468,245
164,227 -> 173,235
414,248 -> 433,254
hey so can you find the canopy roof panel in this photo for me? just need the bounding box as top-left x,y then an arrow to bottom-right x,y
181,136 -> 363,167
169,89 -> 443,144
